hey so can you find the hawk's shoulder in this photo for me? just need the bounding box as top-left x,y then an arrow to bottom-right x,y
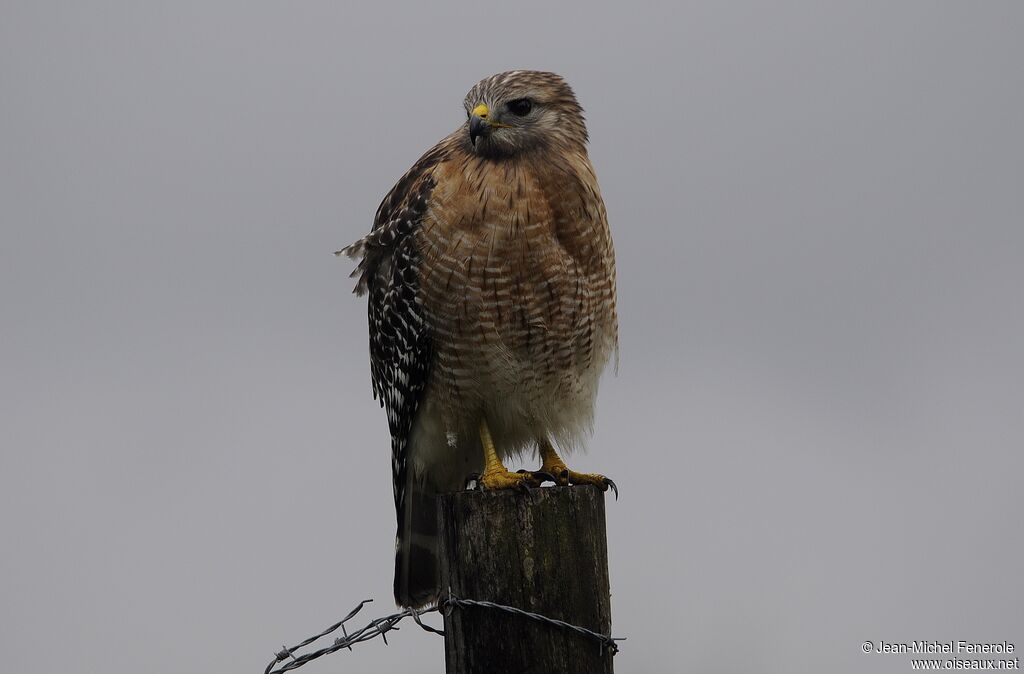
340,138 -> 457,294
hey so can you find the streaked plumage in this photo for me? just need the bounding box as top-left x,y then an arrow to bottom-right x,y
340,70 -> 617,607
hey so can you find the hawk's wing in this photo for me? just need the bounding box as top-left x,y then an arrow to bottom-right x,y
338,143 -> 449,519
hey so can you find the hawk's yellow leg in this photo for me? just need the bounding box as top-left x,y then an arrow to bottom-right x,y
538,438 -> 618,498
476,418 -> 540,491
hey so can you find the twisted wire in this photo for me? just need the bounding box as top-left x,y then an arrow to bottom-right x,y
264,591 -> 623,673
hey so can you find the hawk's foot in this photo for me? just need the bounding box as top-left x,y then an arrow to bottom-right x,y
475,418 -> 540,493
537,437 -> 618,499
540,460 -> 618,499
476,467 -> 541,492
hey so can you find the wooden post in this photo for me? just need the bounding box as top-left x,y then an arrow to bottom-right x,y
437,485 -> 614,674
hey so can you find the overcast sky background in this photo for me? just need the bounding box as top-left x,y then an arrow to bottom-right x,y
2,2 -> 1022,673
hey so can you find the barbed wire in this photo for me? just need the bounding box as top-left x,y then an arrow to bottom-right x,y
442,594 -> 623,656
264,590 -> 624,674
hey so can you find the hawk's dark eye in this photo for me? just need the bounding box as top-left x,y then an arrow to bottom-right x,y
506,98 -> 533,116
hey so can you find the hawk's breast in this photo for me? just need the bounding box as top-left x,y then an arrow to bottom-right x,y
416,150 -> 617,436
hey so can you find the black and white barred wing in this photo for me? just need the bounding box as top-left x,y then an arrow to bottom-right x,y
336,150 -> 443,516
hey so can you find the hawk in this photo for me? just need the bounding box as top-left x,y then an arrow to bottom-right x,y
339,70 -> 618,608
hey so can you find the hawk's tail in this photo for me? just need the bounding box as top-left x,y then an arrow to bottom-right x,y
394,474 -> 443,608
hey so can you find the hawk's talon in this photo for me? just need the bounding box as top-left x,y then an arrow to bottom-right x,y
477,468 -> 540,492
538,457 -> 616,499
517,469 -> 558,485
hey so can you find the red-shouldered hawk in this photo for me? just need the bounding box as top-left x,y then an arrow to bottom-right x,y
339,70 -> 618,608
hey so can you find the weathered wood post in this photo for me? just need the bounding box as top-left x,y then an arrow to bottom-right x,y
437,485 -> 614,674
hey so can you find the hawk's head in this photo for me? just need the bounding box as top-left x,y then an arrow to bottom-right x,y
462,70 -> 588,156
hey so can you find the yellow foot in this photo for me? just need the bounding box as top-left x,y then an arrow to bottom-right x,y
474,418 -> 541,492
474,468 -> 540,492
537,437 -> 618,498
539,461 -> 618,499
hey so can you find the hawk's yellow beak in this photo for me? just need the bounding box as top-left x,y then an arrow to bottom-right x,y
469,104 -> 490,146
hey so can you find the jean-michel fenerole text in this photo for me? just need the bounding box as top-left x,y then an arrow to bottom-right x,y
876,641 -> 1015,654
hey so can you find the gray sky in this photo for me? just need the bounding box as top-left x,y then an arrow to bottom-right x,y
2,2 -> 1022,672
